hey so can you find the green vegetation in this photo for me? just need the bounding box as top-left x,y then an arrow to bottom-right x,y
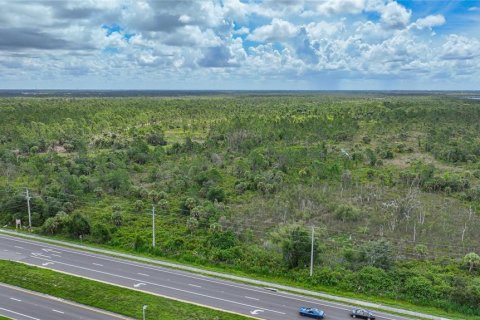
0,260 -> 248,320
1,94 -> 480,317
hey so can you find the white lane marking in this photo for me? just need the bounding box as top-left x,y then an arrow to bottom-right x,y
0,307 -> 41,320
31,252 -> 51,259
92,263 -> 103,267
30,256 -> 285,315
3,249 -> 8,252
188,284 -> 201,288
245,296 -> 259,301
52,309 -> 65,314
42,262 -> 54,266
250,309 -> 264,315
14,246 -> 24,249
137,273 -> 150,277
4,235 -> 407,319
42,248 -> 62,254
52,254 -> 62,257
133,283 -> 146,288
16,252 -> 22,255
10,297 -> 22,302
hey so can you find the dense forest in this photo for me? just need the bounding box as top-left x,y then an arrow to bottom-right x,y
1,93 -> 480,316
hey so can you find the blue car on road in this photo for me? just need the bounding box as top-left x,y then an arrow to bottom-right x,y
299,307 -> 325,319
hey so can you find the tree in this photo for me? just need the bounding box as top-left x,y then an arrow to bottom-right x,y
207,186 -> 225,202
111,211 -> 123,227
134,200 -> 144,212
67,213 -> 90,237
359,239 -> 395,270
91,223 -> 111,243
41,211 -> 70,235
186,217 -> 199,232
146,132 -> 167,146
463,252 -> 480,272
273,224 -> 317,269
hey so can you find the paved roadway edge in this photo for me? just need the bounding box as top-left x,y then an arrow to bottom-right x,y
0,229 -> 450,320
0,260 -> 262,320
0,282 -> 133,320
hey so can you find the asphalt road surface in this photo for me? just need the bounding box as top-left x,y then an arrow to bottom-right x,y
0,283 -> 129,320
0,234 -> 413,320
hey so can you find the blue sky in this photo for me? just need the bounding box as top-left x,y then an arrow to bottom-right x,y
0,0 -> 479,90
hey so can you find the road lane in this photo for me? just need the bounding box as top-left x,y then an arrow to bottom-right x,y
0,234 -> 413,320
0,283 -> 129,320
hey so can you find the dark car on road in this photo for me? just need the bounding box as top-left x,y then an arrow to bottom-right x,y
299,307 -> 325,319
350,308 -> 376,319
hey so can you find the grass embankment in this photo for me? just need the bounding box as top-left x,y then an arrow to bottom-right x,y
0,260 -> 249,320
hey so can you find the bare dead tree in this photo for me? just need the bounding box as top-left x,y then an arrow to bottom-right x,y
461,207 -> 474,243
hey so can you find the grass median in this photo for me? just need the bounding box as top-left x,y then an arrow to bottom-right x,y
0,260 -> 250,320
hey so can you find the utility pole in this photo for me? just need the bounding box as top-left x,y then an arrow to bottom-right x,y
25,188 -> 32,231
152,206 -> 156,248
310,225 -> 314,277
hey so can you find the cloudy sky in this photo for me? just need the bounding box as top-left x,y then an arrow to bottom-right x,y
1,0 -> 479,90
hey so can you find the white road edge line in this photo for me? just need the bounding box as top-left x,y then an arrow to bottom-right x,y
0,307 -> 41,320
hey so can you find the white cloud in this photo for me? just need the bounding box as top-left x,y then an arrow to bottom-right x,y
234,27 -> 250,35
306,21 -> 345,38
178,15 -> 192,24
0,0 -> 479,89
379,1 -> 411,29
316,0 -> 366,15
441,34 -> 480,60
247,18 -> 298,42
412,15 -> 446,30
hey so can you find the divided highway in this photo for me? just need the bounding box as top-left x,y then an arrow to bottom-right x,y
0,234 -> 413,320
0,283 -> 128,320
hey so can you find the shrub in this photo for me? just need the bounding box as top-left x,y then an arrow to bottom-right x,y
358,240 -> 395,270
207,186 -> 225,202
403,276 -> 436,302
134,200 -> 144,212
111,212 -> 123,227
334,204 -> 360,222
67,213 -> 90,237
463,252 -> 480,272
91,223 -> 111,243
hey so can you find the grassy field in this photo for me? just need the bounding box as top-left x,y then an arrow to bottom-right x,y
0,260 -> 249,320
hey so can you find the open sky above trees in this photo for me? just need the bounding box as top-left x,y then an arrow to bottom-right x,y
0,0 -> 479,90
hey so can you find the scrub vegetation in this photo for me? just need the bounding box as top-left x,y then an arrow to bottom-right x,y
1,93 -> 480,317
